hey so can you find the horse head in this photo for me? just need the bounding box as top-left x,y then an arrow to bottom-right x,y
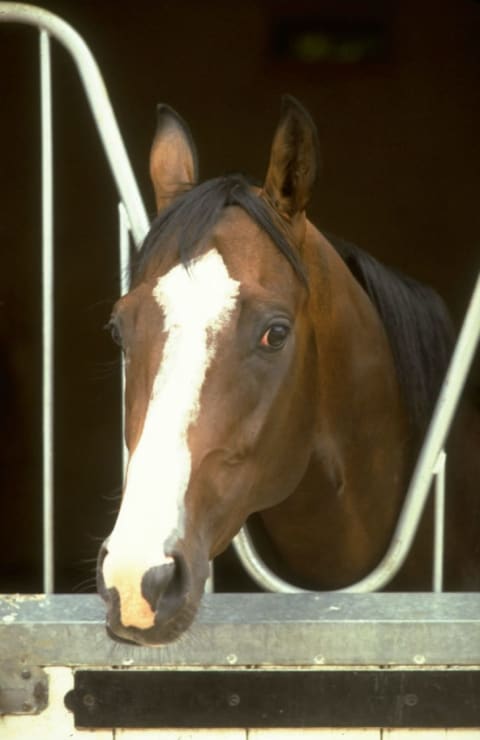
97,98 -> 321,645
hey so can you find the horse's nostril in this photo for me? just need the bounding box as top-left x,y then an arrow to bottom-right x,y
141,560 -> 176,611
140,552 -> 190,619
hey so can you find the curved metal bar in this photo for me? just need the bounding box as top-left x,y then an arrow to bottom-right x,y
40,28 -> 54,593
233,272 -> 480,593
0,2 -> 149,247
233,528 -> 305,594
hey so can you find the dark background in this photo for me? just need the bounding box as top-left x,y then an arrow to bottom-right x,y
0,0 -> 479,593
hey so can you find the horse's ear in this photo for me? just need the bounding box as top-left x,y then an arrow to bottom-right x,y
263,96 -> 319,222
149,104 -> 199,213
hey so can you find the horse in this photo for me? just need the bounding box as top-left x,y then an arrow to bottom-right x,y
96,96 -> 479,646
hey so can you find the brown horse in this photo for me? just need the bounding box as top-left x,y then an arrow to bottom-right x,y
97,97 -> 478,646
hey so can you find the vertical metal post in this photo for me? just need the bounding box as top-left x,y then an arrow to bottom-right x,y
40,30 -> 54,594
205,562 -> 215,593
118,203 -> 131,477
432,450 -> 446,593
118,203 -> 131,296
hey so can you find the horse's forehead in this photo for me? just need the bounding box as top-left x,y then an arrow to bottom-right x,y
210,209 -> 298,289
152,249 -> 240,327
118,250 -> 243,345
211,207 -> 274,255
122,206 -> 299,316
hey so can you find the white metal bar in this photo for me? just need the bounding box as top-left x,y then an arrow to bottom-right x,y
118,202 -> 130,478
0,2 -> 149,247
118,203 -> 131,297
233,273 -> 480,593
432,450 -> 446,593
233,527 -> 304,593
205,562 -> 214,593
40,28 -> 54,595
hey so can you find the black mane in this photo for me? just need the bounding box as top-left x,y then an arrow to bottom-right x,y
136,174 -> 454,440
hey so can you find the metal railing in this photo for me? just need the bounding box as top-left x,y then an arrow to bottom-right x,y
0,2 -> 149,593
1,2 -> 478,597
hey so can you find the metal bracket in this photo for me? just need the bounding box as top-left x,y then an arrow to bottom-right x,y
0,661 -> 48,715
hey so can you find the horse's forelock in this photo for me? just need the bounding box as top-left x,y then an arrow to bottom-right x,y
134,174 -> 307,285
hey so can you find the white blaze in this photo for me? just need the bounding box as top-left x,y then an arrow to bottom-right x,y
103,249 -> 240,628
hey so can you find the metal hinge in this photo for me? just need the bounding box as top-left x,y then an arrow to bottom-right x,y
0,661 -> 48,715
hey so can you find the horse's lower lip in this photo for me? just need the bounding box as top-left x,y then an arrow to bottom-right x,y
106,622 -> 172,647
105,624 -> 138,646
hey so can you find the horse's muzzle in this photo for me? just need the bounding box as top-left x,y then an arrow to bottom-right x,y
96,541 -> 198,645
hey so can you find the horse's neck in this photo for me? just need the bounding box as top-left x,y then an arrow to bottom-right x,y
259,228 -> 411,588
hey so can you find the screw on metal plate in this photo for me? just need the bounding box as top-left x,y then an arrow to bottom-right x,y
0,661 -> 48,715
82,693 -> 96,709
228,693 -> 241,707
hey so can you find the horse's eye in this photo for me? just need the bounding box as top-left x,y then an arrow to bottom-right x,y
260,324 -> 290,351
106,319 -> 123,348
